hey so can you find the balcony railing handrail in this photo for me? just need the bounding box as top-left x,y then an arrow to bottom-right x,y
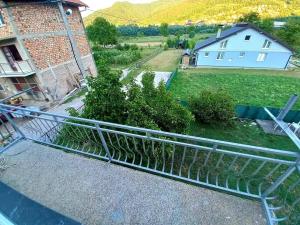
0,59 -> 33,75
0,103 -> 299,225
0,103 -> 298,158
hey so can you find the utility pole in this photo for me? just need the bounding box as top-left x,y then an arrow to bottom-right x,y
57,0 -> 90,90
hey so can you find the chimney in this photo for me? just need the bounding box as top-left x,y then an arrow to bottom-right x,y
216,24 -> 223,39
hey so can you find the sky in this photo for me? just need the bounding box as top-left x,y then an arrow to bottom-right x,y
81,0 -> 155,17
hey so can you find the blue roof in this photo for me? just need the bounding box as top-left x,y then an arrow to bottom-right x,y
194,26 -> 246,51
193,23 -> 293,52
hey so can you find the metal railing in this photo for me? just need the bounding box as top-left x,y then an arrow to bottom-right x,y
0,60 -> 34,76
0,103 -> 299,225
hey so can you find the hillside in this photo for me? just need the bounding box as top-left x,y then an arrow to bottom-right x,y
84,0 -> 300,26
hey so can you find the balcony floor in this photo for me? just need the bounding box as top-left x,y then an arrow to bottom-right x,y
0,141 -> 267,225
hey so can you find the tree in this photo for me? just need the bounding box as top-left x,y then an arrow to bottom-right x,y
86,17 -> 118,47
159,23 -> 169,37
275,18 -> 300,52
141,72 -> 194,133
82,61 -> 127,123
258,19 -> 273,33
238,12 -> 260,24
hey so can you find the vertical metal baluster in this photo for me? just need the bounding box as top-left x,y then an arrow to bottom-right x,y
179,147 -> 187,176
115,133 -> 127,161
262,165 -> 296,198
216,153 -> 224,168
1,110 -> 25,139
91,129 -> 102,155
188,149 -> 198,179
238,158 -> 252,176
124,135 -> 135,164
227,156 -> 239,171
95,124 -> 112,161
170,144 -> 176,175
152,140 -> 158,170
142,139 -> 150,168
251,161 -> 267,177
162,142 -> 166,172
133,137 -> 143,166
265,164 -> 281,179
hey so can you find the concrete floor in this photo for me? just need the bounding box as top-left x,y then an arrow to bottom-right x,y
0,141 -> 267,225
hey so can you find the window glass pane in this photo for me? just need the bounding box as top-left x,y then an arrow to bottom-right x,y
205,52 -> 209,57
245,35 -> 251,40
240,52 -> 245,57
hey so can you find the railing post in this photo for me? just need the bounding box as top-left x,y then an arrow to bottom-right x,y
95,123 -> 112,161
262,164 -> 296,198
277,94 -> 298,121
0,108 -> 25,139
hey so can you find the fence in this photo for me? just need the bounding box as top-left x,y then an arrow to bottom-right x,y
0,104 -> 299,225
166,68 -> 178,90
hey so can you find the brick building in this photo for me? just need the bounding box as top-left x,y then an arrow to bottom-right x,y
0,0 -> 96,101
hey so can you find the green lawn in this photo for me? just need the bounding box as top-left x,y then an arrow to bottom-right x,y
169,68 -> 300,108
189,120 -> 297,151
144,49 -> 182,71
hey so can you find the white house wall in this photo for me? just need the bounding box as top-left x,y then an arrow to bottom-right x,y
196,28 -> 292,69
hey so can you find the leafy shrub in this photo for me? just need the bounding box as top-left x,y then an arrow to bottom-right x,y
189,89 -> 235,124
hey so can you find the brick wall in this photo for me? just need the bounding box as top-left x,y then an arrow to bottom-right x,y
1,1 -> 96,101
0,1 -> 14,39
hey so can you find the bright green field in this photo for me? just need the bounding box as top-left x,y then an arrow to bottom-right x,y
189,121 -> 297,151
169,68 -> 300,108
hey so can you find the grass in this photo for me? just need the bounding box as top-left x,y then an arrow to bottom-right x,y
144,49 -> 182,71
189,120 -> 297,151
169,68 -> 300,108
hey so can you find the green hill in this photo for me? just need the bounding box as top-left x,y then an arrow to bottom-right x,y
84,0 -> 300,26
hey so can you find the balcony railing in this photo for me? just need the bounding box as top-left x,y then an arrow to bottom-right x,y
0,104 -> 299,225
0,60 -> 34,77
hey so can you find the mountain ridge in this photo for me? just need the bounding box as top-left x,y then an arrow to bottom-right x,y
84,0 -> 300,26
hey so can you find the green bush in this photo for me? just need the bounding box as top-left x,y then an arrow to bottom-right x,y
189,89 -> 235,124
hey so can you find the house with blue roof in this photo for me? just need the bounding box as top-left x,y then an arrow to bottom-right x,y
193,23 -> 293,69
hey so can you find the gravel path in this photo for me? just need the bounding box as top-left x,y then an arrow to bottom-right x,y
1,141 -> 267,225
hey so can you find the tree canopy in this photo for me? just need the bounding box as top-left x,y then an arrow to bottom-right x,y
86,17 -> 118,46
159,23 -> 169,37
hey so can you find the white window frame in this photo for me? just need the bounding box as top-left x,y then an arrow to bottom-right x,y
257,53 -> 267,62
204,52 -> 209,57
262,39 -> 272,49
239,52 -> 245,58
220,40 -> 228,49
245,35 -> 251,41
216,52 -> 225,60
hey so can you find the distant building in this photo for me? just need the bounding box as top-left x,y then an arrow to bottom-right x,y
273,21 -> 286,28
181,49 -> 191,68
193,23 -> 293,69
0,0 -> 96,101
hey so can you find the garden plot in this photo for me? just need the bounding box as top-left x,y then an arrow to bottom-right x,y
135,71 -> 172,87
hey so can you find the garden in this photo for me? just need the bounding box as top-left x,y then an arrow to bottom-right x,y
169,68 -> 300,108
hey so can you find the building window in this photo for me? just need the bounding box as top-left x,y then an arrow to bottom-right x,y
204,52 -> 209,57
216,52 -> 225,60
257,53 -> 267,62
220,40 -> 228,49
245,35 -> 251,41
262,39 -> 272,49
10,76 -> 40,92
239,52 -> 245,57
0,12 -> 4,26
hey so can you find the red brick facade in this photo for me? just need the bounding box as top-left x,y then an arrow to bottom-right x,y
0,0 -> 96,101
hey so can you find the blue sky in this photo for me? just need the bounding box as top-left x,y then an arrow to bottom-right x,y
81,0 -> 154,17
